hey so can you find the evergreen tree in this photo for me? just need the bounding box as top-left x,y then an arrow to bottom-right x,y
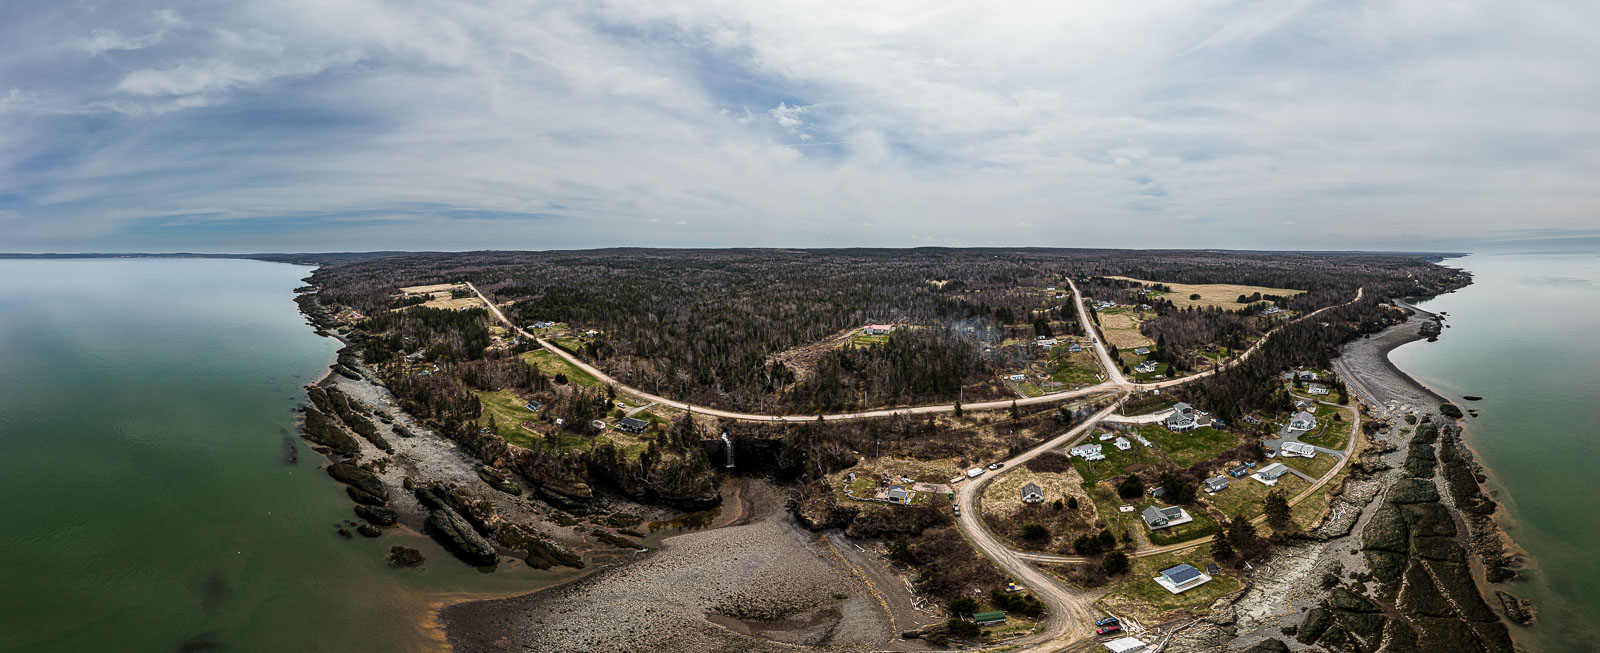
1210,530 -> 1235,560
1265,491 -> 1292,531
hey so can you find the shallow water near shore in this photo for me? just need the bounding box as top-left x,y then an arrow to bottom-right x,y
0,259 -> 561,652
1391,251 -> 1600,653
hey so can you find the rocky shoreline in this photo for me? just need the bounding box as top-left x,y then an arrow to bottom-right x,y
441,481 -> 901,653
1167,302 -> 1532,652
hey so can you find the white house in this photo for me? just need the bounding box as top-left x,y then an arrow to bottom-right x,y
1289,410 -> 1318,431
1007,374 -> 1027,382
1165,403 -> 1199,432
863,324 -> 895,335
1020,482 -> 1044,504
1281,441 -> 1317,458
1253,462 -> 1290,486
1154,563 -> 1213,594
1133,347 -> 1150,355
1069,444 -> 1106,461
1104,637 -> 1149,653
1114,436 -> 1132,451
1308,383 -> 1330,396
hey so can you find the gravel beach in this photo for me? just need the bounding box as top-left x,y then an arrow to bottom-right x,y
442,481 -> 896,652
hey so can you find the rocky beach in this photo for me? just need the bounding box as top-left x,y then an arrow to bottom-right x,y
441,481 -> 901,652
1167,303 -> 1530,652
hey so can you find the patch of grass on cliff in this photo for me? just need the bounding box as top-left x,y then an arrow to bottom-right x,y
473,389 -> 595,451
1144,425 -> 1239,468
518,350 -> 600,388
1105,550 -> 1240,616
1280,452 -> 1338,479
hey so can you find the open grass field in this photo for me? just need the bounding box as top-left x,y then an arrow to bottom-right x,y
1102,550 -> 1241,620
1048,349 -> 1102,385
1107,276 -> 1306,310
1143,425 -> 1239,468
848,332 -> 891,347
473,389 -> 550,449
520,349 -> 601,388
1205,472 -> 1309,520
1097,308 -> 1155,349
1279,451 -> 1338,479
1068,435 -> 1161,484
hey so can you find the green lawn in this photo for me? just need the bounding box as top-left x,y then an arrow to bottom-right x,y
1068,436 -> 1160,484
1143,425 -> 1239,468
1047,349 -> 1102,385
849,333 -> 890,347
1146,508 -> 1219,546
1106,550 -> 1241,615
1011,380 -> 1044,397
473,389 -> 546,449
1279,451 -> 1337,479
1298,405 -> 1353,451
1203,472 -> 1310,520
520,349 -> 600,388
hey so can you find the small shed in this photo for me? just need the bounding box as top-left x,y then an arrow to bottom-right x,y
972,611 -> 1007,626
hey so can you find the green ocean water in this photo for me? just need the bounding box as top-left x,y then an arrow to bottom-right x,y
0,259 -> 561,652
1391,252 -> 1600,653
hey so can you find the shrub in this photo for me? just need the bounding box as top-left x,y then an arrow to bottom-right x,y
1101,551 -> 1130,575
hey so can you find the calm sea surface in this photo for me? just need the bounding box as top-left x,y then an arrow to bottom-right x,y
0,259 -> 557,652
1391,252 -> 1600,653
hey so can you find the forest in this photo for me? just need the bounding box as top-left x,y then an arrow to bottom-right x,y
305,248 -> 1468,413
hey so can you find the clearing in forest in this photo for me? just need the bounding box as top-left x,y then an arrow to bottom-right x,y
1107,276 -> 1304,310
1098,309 -> 1155,349
396,282 -> 484,310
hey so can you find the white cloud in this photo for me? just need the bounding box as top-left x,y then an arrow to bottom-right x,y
1,0 -> 1598,251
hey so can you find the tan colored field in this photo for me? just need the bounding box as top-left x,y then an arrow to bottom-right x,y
1099,311 -> 1155,349
399,283 -> 464,294
395,282 -> 484,310
1108,276 -> 1304,310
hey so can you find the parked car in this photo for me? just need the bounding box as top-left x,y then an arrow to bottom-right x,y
1095,617 -> 1120,627
1097,625 -> 1122,636
953,505 -> 961,517
986,463 -> 999,470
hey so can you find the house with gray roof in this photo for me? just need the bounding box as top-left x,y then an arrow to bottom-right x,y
1165,403 -> 1198,432
1141,505 -> 1192,530
1204,476 -> 1229,493
1154,563 -> 1213,594
1289,410 -> 1317,431
1020,482 -> 1044,504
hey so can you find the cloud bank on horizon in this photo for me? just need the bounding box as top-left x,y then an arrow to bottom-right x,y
2,1 -> 1597,252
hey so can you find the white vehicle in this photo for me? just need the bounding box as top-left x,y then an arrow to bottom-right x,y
967,467 -> 984,479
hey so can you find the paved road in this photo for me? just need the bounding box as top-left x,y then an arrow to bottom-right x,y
471,282 -> 1362,423
1069,278 -> 1126,386
463,279 -> 1368,649
471,281 -> 1125,422
954,404 -> 1121,650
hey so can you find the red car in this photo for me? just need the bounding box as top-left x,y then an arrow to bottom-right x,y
1097,625 -> 1122,636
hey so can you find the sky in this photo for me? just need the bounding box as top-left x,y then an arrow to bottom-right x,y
2,1 -> 1598,253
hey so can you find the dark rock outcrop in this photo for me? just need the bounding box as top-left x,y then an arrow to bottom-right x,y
427,507 -> 498,566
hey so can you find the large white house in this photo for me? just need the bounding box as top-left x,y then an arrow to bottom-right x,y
1281,441 -> 1317,458
1069,443 -> 1106,461
1253,462 -> 1291,486
1289,410 -> 1318,431
1165,402 -> 1199,432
